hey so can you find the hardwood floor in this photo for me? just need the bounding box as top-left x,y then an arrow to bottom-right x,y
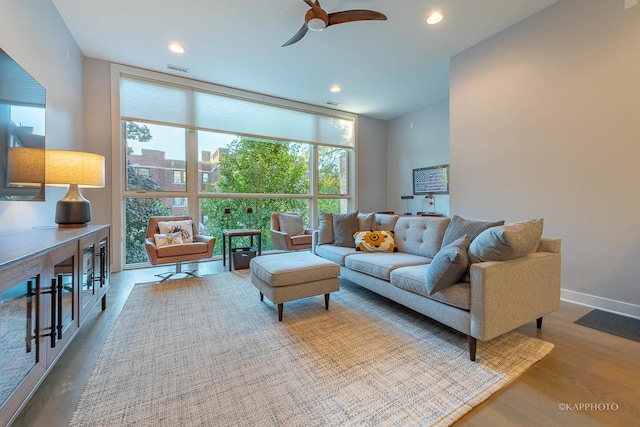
11,261 -> 639,426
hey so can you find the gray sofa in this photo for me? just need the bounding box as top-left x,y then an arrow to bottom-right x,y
312,213 -> 561,361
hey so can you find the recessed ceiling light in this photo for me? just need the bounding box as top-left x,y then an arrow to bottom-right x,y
426,12 -> 443,25
168,42 -> 185,53
330,85 -> 341,93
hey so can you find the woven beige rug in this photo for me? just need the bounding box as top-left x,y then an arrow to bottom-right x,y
69,271 -> 553,427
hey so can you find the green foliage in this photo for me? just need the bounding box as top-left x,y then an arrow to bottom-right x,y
123,121 -> 171,264
200,137 -> 310,252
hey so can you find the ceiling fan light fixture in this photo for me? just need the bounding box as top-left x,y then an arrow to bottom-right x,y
330,85 -> 341,93
427,12 -> 443,25
308,17 -> 327,31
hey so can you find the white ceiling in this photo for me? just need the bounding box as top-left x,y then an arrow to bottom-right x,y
52,0 -> 559,120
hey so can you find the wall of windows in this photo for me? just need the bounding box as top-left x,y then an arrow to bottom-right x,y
114,66 -> 357,268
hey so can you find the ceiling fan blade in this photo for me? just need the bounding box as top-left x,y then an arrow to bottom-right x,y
327,10 -> 387,27
282,22 -> 309,47
302,0 -> 323,14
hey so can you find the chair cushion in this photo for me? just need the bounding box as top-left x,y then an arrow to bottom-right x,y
154,232 -> 183,247
157,219 -> 194,243
157,241 -> 208,257
278,212 -> 305,236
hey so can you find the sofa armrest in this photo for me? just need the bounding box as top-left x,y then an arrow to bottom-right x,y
270,229 -> 293,251
311,230 -> 320,254
468,251 -> 561,341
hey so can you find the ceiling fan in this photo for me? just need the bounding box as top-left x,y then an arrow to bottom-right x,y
282,0 -> 387,47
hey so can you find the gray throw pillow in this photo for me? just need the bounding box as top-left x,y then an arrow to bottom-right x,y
426,235 -> 470,295
278,212 -> 305,236
357,212 -> 375,231
317,212 -> 334,245
332,211 -> 359,247
441,215 -> 505,248
469,218 -> 544,263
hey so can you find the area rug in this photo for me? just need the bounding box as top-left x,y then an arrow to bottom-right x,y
69,271 -> 553,427
574,309 -> 640,342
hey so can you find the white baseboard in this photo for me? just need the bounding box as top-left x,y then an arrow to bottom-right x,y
561,289 -> 640,320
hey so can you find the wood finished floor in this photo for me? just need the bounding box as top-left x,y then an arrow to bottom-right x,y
10,261 -> 639,427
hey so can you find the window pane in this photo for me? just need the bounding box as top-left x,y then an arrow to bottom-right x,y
124,197 -> 172,265
318,146 -> 349,195
125,121 -> 187,192
198,130 -> 310,194
199,197 -> 310,254
317,198 -> 350,217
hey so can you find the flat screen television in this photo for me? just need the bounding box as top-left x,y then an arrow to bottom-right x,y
0,47 -> 46,201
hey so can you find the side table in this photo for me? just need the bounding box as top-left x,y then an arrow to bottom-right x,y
222,229 -> 262,271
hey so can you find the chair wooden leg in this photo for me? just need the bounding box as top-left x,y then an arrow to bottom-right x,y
468,336 -> 477,361
278,303 -> 283,321
324,293 -> 330,310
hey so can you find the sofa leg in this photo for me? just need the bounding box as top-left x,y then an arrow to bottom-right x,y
537,317 -> 543,329
468,336 -> 477,361
260,292 -> 264,302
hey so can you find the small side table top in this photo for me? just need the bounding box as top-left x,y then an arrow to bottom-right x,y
222,228 -> 262,237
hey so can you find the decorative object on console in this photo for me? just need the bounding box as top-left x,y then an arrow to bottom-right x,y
45,150 -> 105,227
400,195 -> 414,216
7,147 -> 45,201
246,207 -> 253,228
223,207 -> 231,229
425,193 -> 436,214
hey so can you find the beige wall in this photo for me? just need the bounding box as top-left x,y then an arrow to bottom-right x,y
357,115 -> 389,213
0,0 -> 86,232
386,99 -> 450,216
450,0 -> 640,316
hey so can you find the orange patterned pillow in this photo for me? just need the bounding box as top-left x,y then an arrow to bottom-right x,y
353,231 -> 398,252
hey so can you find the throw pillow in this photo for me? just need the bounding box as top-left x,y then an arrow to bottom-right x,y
332,211 -> 359,247
469,218 -> 544,263
441,215 -> 505,248
278,212 -> 305,236
426,235 -> 470,295
357,212 -> 376,231
154,232 -> 183,247
353,231 -> 398,252
158,220 -> 194,243
354,230 -> 398,252
317,212 -> 334,245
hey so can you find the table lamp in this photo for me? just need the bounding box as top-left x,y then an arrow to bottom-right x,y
45,149 -> 105,227
7,147 -> 46,200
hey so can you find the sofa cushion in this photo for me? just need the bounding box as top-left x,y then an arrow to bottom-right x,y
441,215 -> 504,248
278,212 -> 305,237
357,212 -> 376,231
393,216 -> 450,258
317,212 -> 334,245
469,218 -> 544,263
158,219 -> 194,243
345,252 -> 430,281
315,244 -> 358,266
333,211 -> 359,247
426,236 -> 470,295
390,264 -> 470,310
375,213 -> 400,231
354,231 -> 398,252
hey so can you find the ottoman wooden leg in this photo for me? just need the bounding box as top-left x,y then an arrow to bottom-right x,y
325,293 -> 330,310
278,303 -> 283,321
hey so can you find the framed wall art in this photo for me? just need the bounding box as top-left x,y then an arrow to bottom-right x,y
413,164 -> 449,195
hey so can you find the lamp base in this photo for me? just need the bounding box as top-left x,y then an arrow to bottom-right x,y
55,199 -> 91,227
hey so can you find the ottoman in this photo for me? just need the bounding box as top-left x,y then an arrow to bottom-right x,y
249,252 -> 340,321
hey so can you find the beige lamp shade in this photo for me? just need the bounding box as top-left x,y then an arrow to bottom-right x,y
8,147 -> 45,185
45,149 -> 105,187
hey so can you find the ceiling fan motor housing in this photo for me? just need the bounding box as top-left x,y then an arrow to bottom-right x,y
306,8 -> 328,31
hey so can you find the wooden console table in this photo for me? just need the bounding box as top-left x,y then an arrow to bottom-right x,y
0,224 -> 110,426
